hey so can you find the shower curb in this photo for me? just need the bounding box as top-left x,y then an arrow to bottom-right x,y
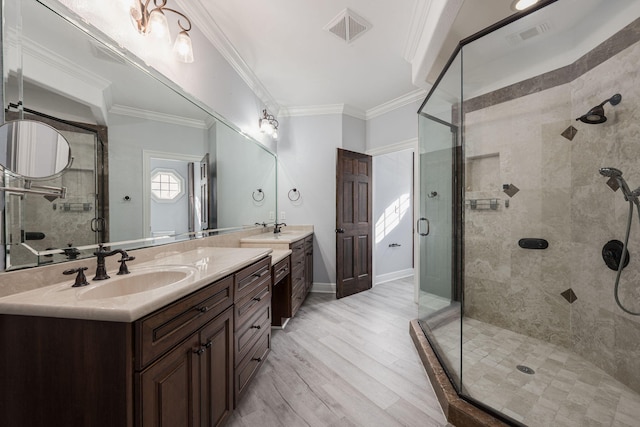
409,319 -> 510,427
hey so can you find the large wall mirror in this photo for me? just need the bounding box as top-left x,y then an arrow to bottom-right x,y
1,0 -> 277,271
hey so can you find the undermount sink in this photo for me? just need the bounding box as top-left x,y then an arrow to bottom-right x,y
78,266 -> 196,300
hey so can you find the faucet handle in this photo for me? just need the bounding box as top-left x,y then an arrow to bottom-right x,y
63,267 -> 90,287
93,243 -> 107,256
117,256 -> 135,275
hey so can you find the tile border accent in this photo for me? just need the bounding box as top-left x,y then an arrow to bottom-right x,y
464,17 -> 640,113
409,319 -> 510,427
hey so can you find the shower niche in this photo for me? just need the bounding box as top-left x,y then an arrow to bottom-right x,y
417,1 -> 640,425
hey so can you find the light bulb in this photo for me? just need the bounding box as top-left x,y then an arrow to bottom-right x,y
173,31 -> 194,63
148,9 -> 171,45
260,119 -> 270,133
513,0 -> 539,11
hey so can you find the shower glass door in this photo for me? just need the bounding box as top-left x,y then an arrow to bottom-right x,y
417,52 -> 462,390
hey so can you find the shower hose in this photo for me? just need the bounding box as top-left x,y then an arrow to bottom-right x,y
614,200 -> 640,315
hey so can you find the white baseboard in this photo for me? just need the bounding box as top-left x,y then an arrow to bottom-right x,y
375,268 -> 414,285
311,282 -> 336,293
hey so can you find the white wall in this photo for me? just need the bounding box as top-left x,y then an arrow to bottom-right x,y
342,115 -> 366,153
373,149 -> 414,282
366,100 -> 422,152
277,114 -> 343,286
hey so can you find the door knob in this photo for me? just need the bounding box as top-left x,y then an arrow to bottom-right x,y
335,228 -> 345,233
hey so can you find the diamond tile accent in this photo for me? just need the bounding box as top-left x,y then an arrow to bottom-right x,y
503,183 -> 520,198
561,288 -> 577,303
561,125 -> 578,141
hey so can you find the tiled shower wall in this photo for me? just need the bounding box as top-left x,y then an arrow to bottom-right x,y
463,24 -> 640,392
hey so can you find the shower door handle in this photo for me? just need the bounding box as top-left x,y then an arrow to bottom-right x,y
417,217 -> 430,236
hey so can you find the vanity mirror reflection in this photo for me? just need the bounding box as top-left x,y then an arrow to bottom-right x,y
0,0 -> 277,271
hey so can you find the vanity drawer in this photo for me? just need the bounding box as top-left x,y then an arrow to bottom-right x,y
234,257 -> 271,302
135,275 -> 233,370
291,239 -> 305,253
292,283 -> 305,316
291,272 -> 304,295
272,257 -> 290,285
291,252 -> 305,271
235,330 -> 270,406
234,280 -> 270,328
235,303 -> 271,366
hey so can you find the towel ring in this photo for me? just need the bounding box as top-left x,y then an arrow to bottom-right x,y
288,188 -> 301,201
252,189 -> 265,202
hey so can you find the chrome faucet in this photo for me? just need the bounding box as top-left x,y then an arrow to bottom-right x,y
93,244 -> 135,280
274,222 -> 287,234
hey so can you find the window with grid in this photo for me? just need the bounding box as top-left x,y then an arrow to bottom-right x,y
151,170 -> 183,201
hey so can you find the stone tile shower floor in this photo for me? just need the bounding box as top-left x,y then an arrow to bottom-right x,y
433,317 -> 640,426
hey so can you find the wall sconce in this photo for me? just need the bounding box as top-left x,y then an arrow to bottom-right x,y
129,0 -> 194,63
259,109 -> 279,139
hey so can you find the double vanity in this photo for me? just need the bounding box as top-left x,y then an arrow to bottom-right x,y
0,226 -> 313,427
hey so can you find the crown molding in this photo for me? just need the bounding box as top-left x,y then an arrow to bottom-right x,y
365,89 -> 428,120
403,0 -> 433,62
110,104 -> 208,129
14,32 -> 112,92
176,0 -> 280,114
366,137 -> 417,157
279,104 -> 366,120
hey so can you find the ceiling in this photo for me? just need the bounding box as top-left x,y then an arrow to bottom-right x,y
182,0 -> 518,115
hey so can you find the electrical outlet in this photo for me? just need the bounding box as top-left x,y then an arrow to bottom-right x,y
280,211 -> 286,220
269,211 -> 274,220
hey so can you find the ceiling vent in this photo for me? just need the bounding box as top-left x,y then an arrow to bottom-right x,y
324,9 -> 371,44
506,21 -> 553,45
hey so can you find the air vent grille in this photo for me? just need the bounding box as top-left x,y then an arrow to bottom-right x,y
325,9 -> 371,44
506,21 -> 553,46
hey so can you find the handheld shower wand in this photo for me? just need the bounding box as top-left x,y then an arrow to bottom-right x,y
599,167 -> 640,203
600,167 -> 640,315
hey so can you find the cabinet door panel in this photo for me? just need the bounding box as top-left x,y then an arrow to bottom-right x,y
200,308 -> 234,427
138,334 -> 201,427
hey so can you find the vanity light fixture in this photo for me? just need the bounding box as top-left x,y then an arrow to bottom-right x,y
259,109 -> 279,139
511,0 -> 540,11
129,0 -> 194,63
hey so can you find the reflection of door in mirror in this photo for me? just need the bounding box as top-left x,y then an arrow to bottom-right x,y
3,110 -> 108,270
147,153 -> 209,239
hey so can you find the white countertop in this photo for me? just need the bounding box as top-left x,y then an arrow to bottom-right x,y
270,249 -> 292,264
0,247 -> 272,323
240,230 -> 313,245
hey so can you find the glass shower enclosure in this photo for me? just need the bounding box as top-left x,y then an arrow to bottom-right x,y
418,0 -> 640,425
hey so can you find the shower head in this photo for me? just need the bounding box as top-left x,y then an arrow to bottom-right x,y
600,166 -> 638,203
577,93 -> 622,124
599,167 -> 624,178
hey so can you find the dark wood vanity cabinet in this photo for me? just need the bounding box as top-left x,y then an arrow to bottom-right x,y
292,235 -> 313,317
136,276 -> 234,427
0,256 -> 271,427
271,256 -> 291,326
232,257 -> 272,405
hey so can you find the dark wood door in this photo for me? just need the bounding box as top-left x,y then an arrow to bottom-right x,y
200,307 -> 233,427
336,148 -> 373,299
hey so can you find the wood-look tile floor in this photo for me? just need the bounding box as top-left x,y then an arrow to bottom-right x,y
227,278 -> 447,427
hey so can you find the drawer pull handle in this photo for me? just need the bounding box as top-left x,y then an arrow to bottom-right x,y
252,270 -> 269,279
205,340 -> 212,348
252,357 -> 263,362
253,296 -> 262,302
194,347 -> 206,355
198,306 -> 209,313
251,325 -> 261,330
